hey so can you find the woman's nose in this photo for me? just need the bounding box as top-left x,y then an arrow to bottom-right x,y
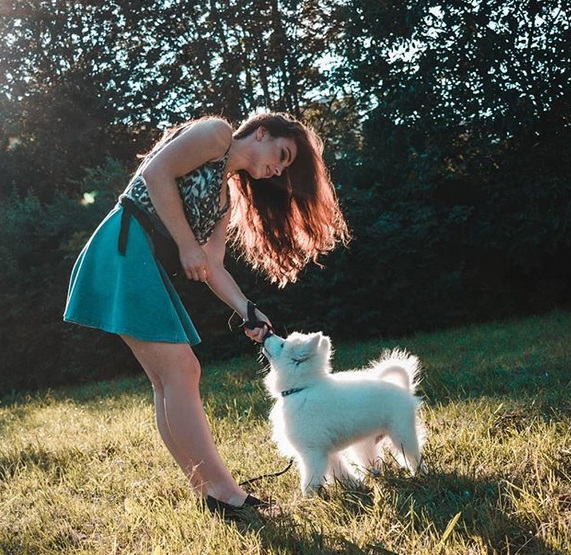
274,165 -> 283,176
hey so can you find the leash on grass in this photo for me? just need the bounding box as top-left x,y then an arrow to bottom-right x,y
229,300 -> 290,486
239,458 -> 295,487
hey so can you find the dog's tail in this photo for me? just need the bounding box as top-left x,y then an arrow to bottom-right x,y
369,348 -> 421,393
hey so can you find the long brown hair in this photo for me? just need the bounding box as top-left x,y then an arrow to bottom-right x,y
228,112 -> 350,287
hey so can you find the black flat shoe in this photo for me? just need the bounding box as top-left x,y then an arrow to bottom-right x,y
203,494 -> 271,522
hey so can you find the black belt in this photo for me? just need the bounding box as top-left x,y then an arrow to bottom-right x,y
118,196 -> 182,277
118,196 -> 154,255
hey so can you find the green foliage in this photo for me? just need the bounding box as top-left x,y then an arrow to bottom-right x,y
0,158 -> 127,286
0,158 -> 135,393
1,191 -> 84,284
340,0 -> 570,128
1,0 -> 344,125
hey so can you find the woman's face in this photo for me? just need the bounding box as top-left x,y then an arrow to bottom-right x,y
247,126 -> 298,180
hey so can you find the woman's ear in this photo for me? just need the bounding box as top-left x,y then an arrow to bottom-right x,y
255,126 -> 267,141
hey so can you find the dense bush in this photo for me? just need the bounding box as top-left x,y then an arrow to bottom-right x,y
0,159 -> 138,393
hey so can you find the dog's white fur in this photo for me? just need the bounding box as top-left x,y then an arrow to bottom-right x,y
263,332 -> 427,495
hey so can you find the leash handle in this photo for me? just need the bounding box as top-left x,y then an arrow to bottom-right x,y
226,300 -> 274,341
243,301 -> 270,331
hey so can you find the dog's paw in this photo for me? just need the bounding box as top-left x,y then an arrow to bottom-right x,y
417,460 -> 429,476
302,483 -> 326,498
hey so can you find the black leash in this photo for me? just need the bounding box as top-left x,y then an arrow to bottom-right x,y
244,300 -> 274,341
230,301 -> 290,486
239,458 -> 294,487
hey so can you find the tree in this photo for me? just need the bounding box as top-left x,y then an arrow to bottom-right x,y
0,0 -> 355,198
335,0 -> 571,321
337,0 -> 570,130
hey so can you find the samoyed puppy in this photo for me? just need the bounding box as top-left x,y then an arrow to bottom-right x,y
262,331 -> 427,495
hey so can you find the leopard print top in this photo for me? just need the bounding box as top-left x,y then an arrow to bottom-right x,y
121,132 -> 230,245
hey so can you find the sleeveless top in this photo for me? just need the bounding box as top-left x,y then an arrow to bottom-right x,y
121,129 -> 230,246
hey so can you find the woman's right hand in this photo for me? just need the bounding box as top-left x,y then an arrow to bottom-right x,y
178,242 -> 210,282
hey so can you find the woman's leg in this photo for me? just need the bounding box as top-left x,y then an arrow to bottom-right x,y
145,365 -> 206,496
121,334 -> 248,506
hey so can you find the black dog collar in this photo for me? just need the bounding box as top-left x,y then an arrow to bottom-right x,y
281,387 -> 305,398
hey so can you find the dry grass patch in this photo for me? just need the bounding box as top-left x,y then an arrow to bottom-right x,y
1,310 -> 570,554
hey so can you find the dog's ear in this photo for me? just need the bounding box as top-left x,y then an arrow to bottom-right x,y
305,332 -> 331,356
319,333 -> 331,354
305,332 -> 322,353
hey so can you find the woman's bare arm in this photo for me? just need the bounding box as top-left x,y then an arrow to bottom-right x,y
141,119 -> 232,281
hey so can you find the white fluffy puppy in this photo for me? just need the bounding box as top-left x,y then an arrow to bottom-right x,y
262,331 -> 427,495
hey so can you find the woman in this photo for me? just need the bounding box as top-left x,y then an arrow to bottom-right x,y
64,112 -> 350,518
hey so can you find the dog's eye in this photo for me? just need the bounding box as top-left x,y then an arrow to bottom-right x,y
291,356 -> 308,366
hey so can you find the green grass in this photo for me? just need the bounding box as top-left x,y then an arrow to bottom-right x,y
1,310 -> 570,554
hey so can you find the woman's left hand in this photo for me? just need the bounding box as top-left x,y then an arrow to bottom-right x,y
244,306 -> 272,343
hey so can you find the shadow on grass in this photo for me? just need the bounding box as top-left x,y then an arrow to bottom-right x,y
232,510 -> 394,555
376,469 -> 566,555
232,466 -> 568,555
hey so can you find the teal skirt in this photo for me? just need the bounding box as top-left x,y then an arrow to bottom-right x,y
63,204 -> 201,345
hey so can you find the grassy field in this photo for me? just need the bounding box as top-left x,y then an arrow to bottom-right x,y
1,310 -> 570,554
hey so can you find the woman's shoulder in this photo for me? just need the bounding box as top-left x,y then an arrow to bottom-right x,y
190,117 -> 233,154
159,117 -> 232,165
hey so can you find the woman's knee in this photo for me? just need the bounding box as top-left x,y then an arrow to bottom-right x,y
121,335 -> 202,388
165,350 -> 202,386
152,347 -> 202,393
